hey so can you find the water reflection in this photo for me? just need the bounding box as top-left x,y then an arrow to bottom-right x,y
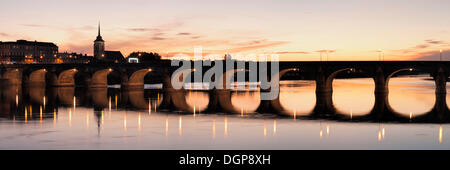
333,78 -> 374,116
279,81 -> 316,116
0,76 -> 449,149
389,76 -> 435,117
231,91 -> 260,114
185,91 -> 209,113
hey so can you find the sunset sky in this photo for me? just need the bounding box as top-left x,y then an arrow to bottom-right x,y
1,0 -> 449,61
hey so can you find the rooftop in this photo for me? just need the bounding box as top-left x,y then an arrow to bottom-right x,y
0,40 -> 58,47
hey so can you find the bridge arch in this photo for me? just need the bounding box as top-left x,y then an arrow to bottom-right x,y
3,68 -> 22,85
263,68 -> 307,115
384,68 -> 414,90
186,91 -> 210,113
161,68 -> 197,112
126,68 -> 153,88
386,68 -> 435,118
326,68 -> 355,91
90,69 -> 113,88
216,69 -> 253,113
89,68 -> 126,88
55,69 -> 78,87
170,68 -> 196,90
333,77 -> 375,117
27,69 -> 48,87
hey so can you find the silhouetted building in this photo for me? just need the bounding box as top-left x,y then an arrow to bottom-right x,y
0,40 -> 58,63
104,51 -> 126,63
93,23 -> 125,63
94,22 -> 105,59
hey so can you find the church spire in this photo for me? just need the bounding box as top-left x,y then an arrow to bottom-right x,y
94,21 -> 105,59
98,21 -> 101,37
95,21 -> 104,42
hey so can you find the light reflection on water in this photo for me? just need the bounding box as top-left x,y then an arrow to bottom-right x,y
0,76 -> 449,149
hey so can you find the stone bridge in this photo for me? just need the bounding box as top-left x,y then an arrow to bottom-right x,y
1,60 -> 449,122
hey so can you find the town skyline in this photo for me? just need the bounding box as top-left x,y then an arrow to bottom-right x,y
1,0 -> 450,61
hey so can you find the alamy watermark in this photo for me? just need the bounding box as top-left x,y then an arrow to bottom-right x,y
170,46 -> 280,100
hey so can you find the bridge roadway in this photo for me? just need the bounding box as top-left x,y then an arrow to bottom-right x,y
0,60 -> 449,122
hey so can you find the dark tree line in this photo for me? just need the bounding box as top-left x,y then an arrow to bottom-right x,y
127,52 -> 161,63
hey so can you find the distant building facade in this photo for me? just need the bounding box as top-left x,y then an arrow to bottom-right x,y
56,52 -> 92,64
0,40 -> 58,63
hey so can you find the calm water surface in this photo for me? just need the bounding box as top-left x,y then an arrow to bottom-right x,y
0,75 -> 449,149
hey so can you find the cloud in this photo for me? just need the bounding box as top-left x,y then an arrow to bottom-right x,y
20,24 -> 47,28
315,50 -> 336,53
128,28 -> 160,32
0,32 -> 9,37
151,37 -> 166,40
389,39 -> 448,56
234,39 -> 268,46
126,20 -> 184,33
60,43 -> 91,55
79,25 -> 96,31
223,41 -> 289,53
414,44 -> 429,49
177,32 -> 191,35
414,50 -> 447,61
276,51 -> 310,54
425,39 -> 445,45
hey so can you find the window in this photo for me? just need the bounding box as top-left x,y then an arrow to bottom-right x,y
128,57 -> 139,63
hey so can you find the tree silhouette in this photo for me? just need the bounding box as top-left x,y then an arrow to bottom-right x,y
127,52 -> 161,63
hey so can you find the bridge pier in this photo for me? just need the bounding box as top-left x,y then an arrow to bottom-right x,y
313,67 -> 336,115
203,88 -> 219,113
313,91 -> 334,115
368,66 -> 397,119
433,93 -> 448,120
430,67 -> 449,121
374,66 -> 388,94
369,90 -> 391,120
434,67 -> 447,95
216,89 -> 238,113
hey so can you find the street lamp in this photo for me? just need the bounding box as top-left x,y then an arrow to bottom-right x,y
319,51 -> 323,62
377,49 -> 382,61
